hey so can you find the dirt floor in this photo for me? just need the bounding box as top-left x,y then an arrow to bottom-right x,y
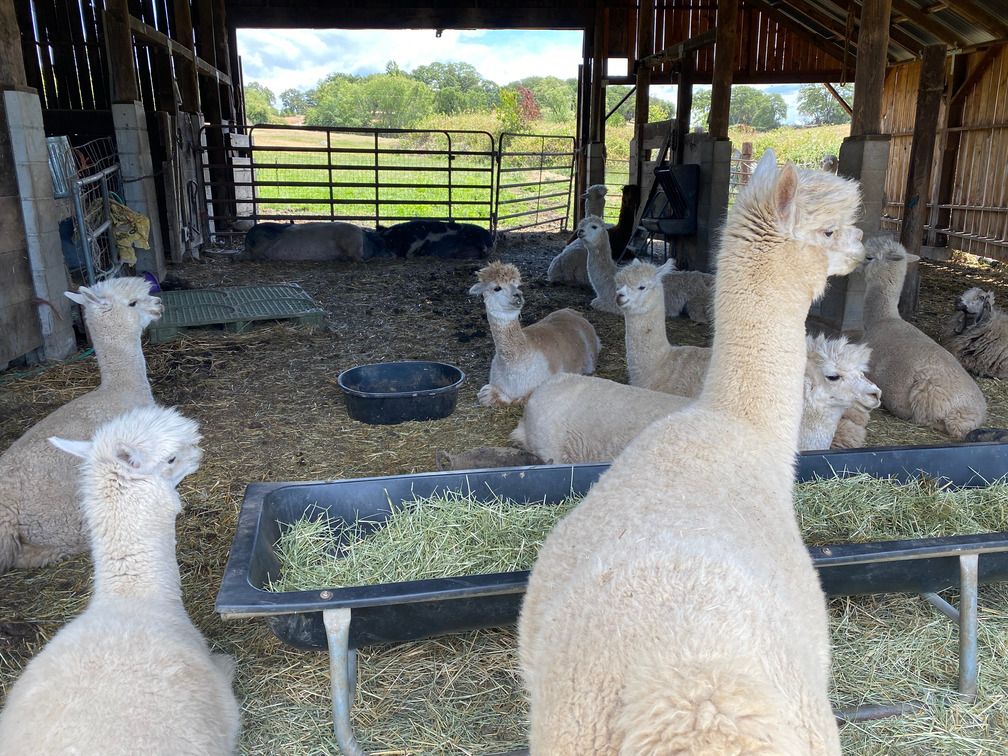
2,230 -> 1008,754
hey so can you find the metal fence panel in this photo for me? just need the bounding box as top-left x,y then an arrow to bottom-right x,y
495,133 -> 576,232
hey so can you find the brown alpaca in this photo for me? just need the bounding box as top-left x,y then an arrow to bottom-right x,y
469,262 -> 600,406
518,149 -> 863,753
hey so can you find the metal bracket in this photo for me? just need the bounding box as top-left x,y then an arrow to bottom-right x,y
323,608 -> 365,756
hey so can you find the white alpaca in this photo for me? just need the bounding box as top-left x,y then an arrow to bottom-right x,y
512,334 -> 879,462
0,277 -> 161,573
616,259 -> 712,395
662,267 -> 716,323
519,150 -> 863,753
577,214 -> 622,314
469,261 -> 600,406
0,406 -> 241,755
546,185 -> 610,287
862,238 -> 986,438
943,287 -> 1008,379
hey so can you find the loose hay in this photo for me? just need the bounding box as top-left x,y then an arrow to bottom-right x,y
2,232 -> 1008,755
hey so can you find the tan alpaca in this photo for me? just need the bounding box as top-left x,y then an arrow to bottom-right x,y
469,262 -> 600,406
0,277 -> 161,573
862,238 -> 986,438
518,149 -> 863,753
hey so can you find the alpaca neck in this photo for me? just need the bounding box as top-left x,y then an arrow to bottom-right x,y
487,313 -> 528,362
94,330 -> 153,399
586,238 -> 617,303
863,277 -> 902,326
701,246 -> 809,447
798,400 -> 846,451
88,483 -> 182,606
624,302 -> 670,385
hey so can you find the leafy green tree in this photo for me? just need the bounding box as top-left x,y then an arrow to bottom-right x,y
412,61 -> 499,113
243,81 -> 278,124
279,88 -> 311,115
797,83 -> 853,125
304,73 -> 434,129
606,85 -> 637,123
509,76 -> 577,121
689,86 -> 785,131
497,88 -> 523,133
690,89 -> 712,127
304,74 -> 358,127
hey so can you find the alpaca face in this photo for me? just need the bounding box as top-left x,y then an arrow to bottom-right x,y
957,287 -> 994,317
614,260 -> 673,313
583,184 -> 607,201
66,277 -> 163,338
862,237 -> 919,291
805,335 -> 881,411
575,215 -> 608,250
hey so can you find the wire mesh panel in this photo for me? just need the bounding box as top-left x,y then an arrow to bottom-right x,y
495,133 -> 576,232
199,124 -> 496,243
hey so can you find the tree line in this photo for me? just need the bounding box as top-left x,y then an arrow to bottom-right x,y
244,60 -> 852,132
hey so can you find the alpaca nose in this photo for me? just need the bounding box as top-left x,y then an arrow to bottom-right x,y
616,292 -> 628,307
865,386 -> 882,409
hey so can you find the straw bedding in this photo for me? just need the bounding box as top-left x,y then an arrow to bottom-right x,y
2,232 -> 1008,754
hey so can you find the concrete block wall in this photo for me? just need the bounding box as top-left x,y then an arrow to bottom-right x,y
112,101 -> 166,279
679,133 -> 731,273
3,89 -> 76,361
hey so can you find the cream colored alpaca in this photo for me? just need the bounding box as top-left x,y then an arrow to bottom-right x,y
616,259 -> 711,395
0,277 -> 161,573
546,185 -> 610,287
944,287 -> 1008,379
519,150 -> 863,753
862,238 -> 986,438
470,262 -> 600,406
577,215 -> 622,314
0,406 -> 241,755
583,183 -> 608,218
801,334 -> 880,450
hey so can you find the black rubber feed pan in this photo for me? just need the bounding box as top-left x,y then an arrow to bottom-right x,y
337,360 -> 464,425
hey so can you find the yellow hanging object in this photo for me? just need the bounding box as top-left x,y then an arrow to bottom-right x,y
109,200 -> 151,265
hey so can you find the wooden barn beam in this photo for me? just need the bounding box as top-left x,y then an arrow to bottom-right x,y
0,0 -> 27,88
707,0 -> 739,139
782,0 -> 920,57
824,82 -> 853,115
211,0 -> 234,121
746,0 -> 850,64
889,0 -> 969,48
949,46 -> 999,108
851,0 -> 892,136
674,55 -> 694,164
173,0 -> 201,112
899,44 -> 946,256
637,29 -> 715,70
129,17 -> 231,86
930,53 -> 968,247
946,1 -> 1008,41
632,0 -> 654,183
105,0 -> 140,102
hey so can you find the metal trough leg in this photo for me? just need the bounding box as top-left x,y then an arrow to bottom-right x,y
323,608 -> 366,756
958,554 -> 979,702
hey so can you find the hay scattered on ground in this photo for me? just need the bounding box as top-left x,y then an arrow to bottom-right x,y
3,233 -> 1008,755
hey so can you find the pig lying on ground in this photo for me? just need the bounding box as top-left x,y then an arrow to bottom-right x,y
379,220 -> 493,259
243,222 -> 389,261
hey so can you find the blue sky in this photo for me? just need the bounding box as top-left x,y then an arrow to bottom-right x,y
237,28 -> 803,123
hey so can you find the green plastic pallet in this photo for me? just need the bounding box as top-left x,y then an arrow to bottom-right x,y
147,284 -> 324,344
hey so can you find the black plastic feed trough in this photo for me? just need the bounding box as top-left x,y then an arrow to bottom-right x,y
217,442 -> 1008,648
337,360 -> 464,425
216,442 -> 1008,753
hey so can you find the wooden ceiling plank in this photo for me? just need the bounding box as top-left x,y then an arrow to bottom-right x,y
890,0 -> 971,47
823,0 -> 925,55
747,0 -> 850,64
947,0 -> 1008,40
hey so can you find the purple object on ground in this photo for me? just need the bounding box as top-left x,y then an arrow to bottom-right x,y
142,271 -> 161,293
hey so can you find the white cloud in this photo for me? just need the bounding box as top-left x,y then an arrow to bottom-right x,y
236,28 -> 584,97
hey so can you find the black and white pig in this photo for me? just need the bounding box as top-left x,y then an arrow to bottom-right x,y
378,220 -> 493,260
243,221 -> 390,262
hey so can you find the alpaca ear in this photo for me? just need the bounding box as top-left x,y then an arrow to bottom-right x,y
114,443 -> 147,472
656,259 -> 677,277
468,282 -> 487,297
753,149 -> 777,181
904,253 -> 921,265
65,286 -> 105,307
774,163 -> 799,230
48,436 -> 92,459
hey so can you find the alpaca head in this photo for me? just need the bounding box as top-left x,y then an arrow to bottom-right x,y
469,261 -> 524,319
49,405 -> 203,495
722,149 -> 864,303
804,333 -> 881,413
862,237 -> 919,293
65,277 -> 162,341
575,214 -> 608,251
956,287 -> 994,320
615,259 -> 675,314
820,154 -> 839,174
583,184 -> 607,202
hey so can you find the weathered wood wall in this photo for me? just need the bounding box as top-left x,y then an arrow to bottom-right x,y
881,42 -> 1008,260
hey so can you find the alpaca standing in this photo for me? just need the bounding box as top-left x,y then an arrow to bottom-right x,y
862,238 -> 986,438
583,183 -> 608,218
577,215 -> 622,314
0,277 -> 161,573
0,406 -> 241,755
519,150 -> 863,753
470,261 -> 600,406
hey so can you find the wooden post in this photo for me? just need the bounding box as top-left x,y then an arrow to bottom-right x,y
588,10 -> 603,143
675,55 -> 693,164
172,0 -> 200,112
850,0 -> 892,136
633,0 -> 654,184
707,0 -> 739,139
899,45 -> 946,254
211,0 -> 234,122
104,0 -> 139,103
0,0 -> 27,88
931,53 -> 968,248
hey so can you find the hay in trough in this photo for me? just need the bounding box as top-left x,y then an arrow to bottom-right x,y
271,476 -> 1008,593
